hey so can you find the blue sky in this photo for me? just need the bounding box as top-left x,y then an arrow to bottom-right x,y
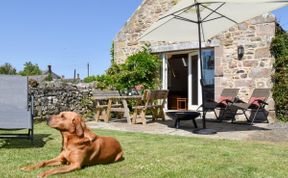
0,1 -> 287,79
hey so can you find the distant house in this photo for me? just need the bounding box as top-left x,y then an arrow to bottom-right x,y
28,65 -> 61,82
114,0 -> 277,121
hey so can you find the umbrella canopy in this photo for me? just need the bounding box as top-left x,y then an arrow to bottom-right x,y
141,0 -> 288,42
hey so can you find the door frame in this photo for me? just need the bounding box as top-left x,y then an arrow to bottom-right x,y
161,48 -> 215,111
161,53 -> 168,110
161,51 -> 201,111
188,52 -> 202,110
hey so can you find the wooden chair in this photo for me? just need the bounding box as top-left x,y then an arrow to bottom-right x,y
230,88 -> 270,125
92,90 -> 121,122
132,89 -> 168,125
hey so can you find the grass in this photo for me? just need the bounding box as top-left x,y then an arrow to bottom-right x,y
0,123 -> 288,178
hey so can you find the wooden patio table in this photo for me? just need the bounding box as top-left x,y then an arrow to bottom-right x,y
92,95 -> 142,124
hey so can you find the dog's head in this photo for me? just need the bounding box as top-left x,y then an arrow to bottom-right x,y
48,111 -> 86,137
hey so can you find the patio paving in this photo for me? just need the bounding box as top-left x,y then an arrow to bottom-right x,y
87,113 -> 288,143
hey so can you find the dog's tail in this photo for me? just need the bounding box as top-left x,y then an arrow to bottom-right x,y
115,151 -> 124,162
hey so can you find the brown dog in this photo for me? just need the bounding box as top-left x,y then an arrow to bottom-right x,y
21,111 -> 123,177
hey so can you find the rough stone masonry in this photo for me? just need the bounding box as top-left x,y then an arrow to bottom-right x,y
114,0 -> 277,122
30,80 -> 94,120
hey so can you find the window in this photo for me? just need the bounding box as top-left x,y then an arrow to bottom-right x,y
202,49 -> 214,86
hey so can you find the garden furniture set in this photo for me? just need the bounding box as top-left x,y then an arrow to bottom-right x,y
198,88 -> 270,125
92,87 -> 270,128
92,89 -> 168,125
0,74 -> 271,142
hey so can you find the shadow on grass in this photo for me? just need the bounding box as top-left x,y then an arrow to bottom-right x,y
0,134 -> 53,149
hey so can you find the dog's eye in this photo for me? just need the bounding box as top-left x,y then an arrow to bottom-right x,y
60,115 -> 66,120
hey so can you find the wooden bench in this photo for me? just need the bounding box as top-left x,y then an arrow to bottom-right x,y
132,89 -> 168,125
92,90 -> 122,122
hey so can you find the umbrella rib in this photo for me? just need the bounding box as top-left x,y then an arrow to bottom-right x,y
201,2 -> 225,22
203,16 -> 227,23
200,3 -> 238,24
159,4 -> 198,21
173,14 -> 198,24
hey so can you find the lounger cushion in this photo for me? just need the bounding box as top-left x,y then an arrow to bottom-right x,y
249,97 -> 266,107
218,96 -> 233,106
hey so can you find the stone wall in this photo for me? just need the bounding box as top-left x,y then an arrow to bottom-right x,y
30,81 -> 94,120
114,0 -> 277,121
214,14 -> 276,121
114,0 -> 176,64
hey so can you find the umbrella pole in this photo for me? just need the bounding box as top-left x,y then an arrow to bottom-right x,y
193,2 -> 216,135
196,3 -> 205,129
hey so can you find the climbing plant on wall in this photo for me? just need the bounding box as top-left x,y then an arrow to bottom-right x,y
84,46 -> 161,93
270,25 -> 288,122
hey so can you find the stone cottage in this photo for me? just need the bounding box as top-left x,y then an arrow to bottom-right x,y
114,0 -> 277,121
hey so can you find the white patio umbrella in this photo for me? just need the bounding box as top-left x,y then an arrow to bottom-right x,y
141,0 -> 287,42
140,0 -> 288,134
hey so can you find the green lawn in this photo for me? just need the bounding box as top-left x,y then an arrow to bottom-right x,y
0,123 -> 288,178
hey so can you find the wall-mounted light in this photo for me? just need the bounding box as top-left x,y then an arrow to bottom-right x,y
237,45 -> 244,60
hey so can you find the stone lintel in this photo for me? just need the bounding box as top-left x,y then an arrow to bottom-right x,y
150,41 -> 220,53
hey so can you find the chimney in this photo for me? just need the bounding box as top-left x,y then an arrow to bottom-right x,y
48,65 -> 52,75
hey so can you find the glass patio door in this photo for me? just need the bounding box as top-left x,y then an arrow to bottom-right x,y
188,49 -> 215,109
188,53 -> 201,110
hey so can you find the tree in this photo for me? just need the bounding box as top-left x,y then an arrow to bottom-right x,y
110,42 -> 115,63
0,63 -> 17,75
19,61 -> 42,76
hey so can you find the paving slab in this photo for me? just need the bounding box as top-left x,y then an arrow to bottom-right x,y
87,114 -> 288,143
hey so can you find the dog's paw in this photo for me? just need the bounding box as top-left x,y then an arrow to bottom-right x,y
37,172 -> 47,178
20,166 -> 34,171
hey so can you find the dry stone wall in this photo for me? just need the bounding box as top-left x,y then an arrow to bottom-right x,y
30,81 -> 94,120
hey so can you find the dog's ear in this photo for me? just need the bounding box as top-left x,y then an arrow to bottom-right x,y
73,115 -> 86,137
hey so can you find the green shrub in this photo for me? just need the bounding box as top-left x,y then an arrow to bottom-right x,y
0,63 -> 17,74
80,97 -> 95,120
94,74 -> 114,90
118,48 -> 161,90
272,56 -> 288,122
83,75 -> 97,83
83,47 -> 161,92
270,34 -> 288,58
270,26 -> 288,122
44,73 -> 53,81
19,61 -> 42,76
